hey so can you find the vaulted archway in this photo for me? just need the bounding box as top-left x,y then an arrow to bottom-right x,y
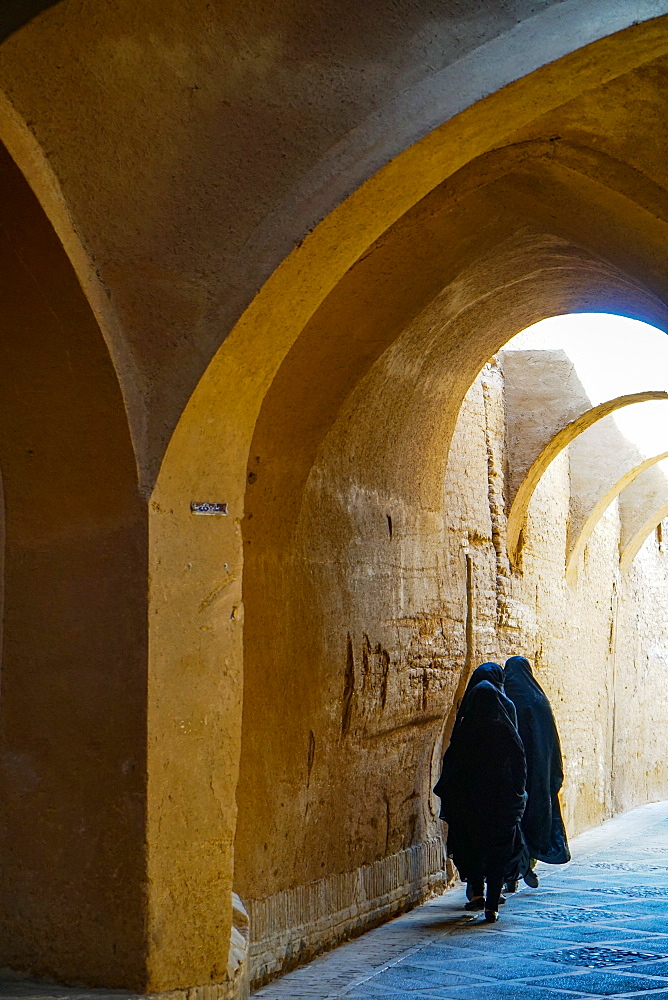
569,446 -> 668,581
151,22 -> 668,989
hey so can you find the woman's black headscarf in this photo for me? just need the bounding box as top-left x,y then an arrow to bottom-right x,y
504,656 -> 570,865
433,680 -> 528,883
454,662 -> 518,732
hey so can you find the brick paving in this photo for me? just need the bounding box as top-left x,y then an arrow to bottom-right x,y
2,802 -> 668,999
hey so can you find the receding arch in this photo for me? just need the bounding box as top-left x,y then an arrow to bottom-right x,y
507,391 -> 668,565
621,502 -> 668,573
234,244 -> 668,981
619,458 -> 668,572
568,448 -> 668,582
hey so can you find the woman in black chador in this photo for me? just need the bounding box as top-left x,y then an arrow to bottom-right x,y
503,655 -> 570,890
453,661 -> 518,733
433,679 -> 528,922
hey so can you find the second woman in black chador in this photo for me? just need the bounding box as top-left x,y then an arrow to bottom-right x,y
503,655 -> 571,889
433,680 -> 528,921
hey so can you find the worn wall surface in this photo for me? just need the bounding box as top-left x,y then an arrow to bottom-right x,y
238,355 -> 668,987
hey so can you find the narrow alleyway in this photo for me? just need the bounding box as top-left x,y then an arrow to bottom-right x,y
2,802 -> 668,999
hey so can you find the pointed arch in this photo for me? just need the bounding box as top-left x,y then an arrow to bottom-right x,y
507,392 -> 668,566
147,14 -> 668,992
0,89 -> 145,488
568,449 -> 668,581
621,502 -> 668,572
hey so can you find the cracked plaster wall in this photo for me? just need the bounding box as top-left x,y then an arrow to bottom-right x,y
238,358 -> 668,988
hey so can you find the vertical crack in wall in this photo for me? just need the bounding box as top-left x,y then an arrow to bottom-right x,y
342,634 -> 355,736
482,363 -> 511,626
306,730 -> 316,787
304,730 -> 316,821
380,649 -> 390,710
465,552 -> 475,676
608,576 -> 620,815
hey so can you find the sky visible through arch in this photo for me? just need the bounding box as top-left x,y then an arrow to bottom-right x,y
502,312 -> 668,563
504,312 -> 668,464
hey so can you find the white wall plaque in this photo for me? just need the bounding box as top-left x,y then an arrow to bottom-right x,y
190,502 -> 228,515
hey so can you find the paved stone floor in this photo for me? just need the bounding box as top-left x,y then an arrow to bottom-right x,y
2,801 -> 668,999
254,801 -> 668,999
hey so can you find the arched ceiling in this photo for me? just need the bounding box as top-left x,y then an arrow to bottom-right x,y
1,8 -> 668,488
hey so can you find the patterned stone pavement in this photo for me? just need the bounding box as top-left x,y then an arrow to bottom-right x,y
2,802 -> 668,999
253,801 -> 668,999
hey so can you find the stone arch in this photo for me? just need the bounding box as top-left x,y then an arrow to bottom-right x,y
621,503 -> 668,574
568,442 -> 668,582
152,243 -> 667,982
0,141 -> 147,987
234,231 -> 668,977
0,89 -> 146,489
620,462 -> 668,572
147,17 -> 668,993
507,391 -> 668,566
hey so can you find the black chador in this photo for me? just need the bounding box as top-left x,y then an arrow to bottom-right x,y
433,680 -> 528,919
504,655 -> 570,866
453,661 -> 518,733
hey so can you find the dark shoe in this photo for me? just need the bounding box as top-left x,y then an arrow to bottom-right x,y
464,896 -> 485,911
466,882 -> 484,901
484,909 -> 498,922
498,894 -> 507,905
524,870 -> 539,888
504,880 -> 518,893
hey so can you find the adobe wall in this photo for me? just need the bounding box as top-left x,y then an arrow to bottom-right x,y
446,366 -> 668,835
446,361 -> 668,838
240,357 -> 668,989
